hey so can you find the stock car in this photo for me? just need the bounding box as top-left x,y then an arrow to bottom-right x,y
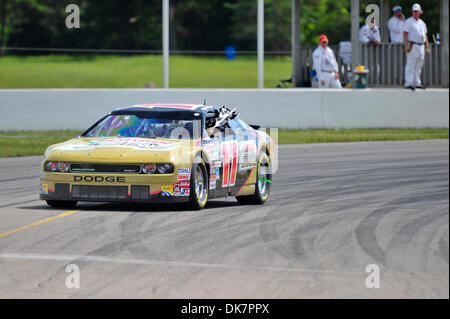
40,103 -> 274,210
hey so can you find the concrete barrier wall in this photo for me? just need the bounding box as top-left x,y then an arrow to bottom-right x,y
0,89 -> 448,130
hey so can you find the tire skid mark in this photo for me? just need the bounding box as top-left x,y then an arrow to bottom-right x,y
32,213 -> 136,290
259,203 -> 313,261
290,221 -> 331,260
355,206 -> 397,265
0,175 -> 40,183
386,210 -> 448,272
439,238 -> 449,264
0,199 -> 40,209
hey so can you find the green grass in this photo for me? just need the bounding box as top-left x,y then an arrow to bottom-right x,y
0,55 -> 292,88
0,131 -> 82,157
278,128 -> 449,144
0,129 -> 448,158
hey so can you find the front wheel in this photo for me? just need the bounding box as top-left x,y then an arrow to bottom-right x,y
46,200 -> 78,209
187,157 -> 209,210
236,152 -> 271,205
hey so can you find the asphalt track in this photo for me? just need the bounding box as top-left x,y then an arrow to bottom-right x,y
0,140 -> 448,298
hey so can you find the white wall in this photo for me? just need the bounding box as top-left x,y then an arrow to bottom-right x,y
0,88 -> 448,130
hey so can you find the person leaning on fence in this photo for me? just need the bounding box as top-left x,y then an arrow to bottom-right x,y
388,5 -> 405,44
312,35 -> 342,89
359,17 -> 381,46
403,3 -> 430,90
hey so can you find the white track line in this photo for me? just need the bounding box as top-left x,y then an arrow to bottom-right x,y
0,252 -> 360,275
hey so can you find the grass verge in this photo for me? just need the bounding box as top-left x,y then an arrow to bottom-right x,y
0,131 -> 82,158
0,129 -> 448,158
0,55 -> 291,89
277,128 -> 449,144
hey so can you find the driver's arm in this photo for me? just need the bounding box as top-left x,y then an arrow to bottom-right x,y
206,127 -> 215,137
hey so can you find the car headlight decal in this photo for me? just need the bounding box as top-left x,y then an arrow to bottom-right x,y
45,161 -> 70,173
45,161 -> 173,174
141,163 -> 157,174
57,162 -> 70,173
156,163 -> 174,174
45,161 -> 58,172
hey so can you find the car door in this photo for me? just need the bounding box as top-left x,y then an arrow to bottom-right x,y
200,118 -> 258,198
227,119 -> 258,196
201,124 -> 235,198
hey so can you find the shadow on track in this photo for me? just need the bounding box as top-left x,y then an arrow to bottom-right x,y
19,199 -> 241,213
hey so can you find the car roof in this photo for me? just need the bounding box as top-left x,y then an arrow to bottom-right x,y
120,103 -> 211,112
110,104 -> 216,120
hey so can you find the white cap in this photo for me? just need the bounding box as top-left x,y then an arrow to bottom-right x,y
392,5 -> 402,12
412,3 -> 422,12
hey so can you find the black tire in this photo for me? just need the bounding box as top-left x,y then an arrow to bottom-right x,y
187,157 -> 209,210
46,200 -> 78,209
236,152 -> 271,205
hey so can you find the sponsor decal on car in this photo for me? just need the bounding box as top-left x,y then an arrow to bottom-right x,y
174,184 -> 190,196
173,184 -> 180,196
209,180 -> 216,190
58,138 -> 181,151
239,140 -> 257,169
73,176 -> 126,183
161,185 -> 174,196
41,183 -> 49,195
215,167 -> 220,178
177,180 -> 190,187
177,168 -> 191,174
222,141 -> 238,187
177,174 -> 191,181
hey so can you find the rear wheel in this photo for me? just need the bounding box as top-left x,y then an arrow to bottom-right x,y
236,152 -> 271,205
187,157 -> 209,210
46,200 -> 78,209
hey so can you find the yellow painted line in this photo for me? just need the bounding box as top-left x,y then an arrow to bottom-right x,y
0,210 -> 80,239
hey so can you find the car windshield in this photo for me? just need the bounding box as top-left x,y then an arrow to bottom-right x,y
84,115 -> 197,140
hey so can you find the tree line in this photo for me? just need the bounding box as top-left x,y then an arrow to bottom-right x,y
0,0 -> 441,54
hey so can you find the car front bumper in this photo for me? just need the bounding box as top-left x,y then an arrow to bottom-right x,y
40,172 -> 191,203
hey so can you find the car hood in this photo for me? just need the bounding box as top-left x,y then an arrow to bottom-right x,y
44,137 -> 194,163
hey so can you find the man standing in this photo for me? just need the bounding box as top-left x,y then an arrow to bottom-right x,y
403,3 -> 430,90
312,35 -> 342,89
388,5 -> 405,43
360,17 -> 381,46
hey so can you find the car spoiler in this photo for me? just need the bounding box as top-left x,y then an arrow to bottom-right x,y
249,124 -> 260,130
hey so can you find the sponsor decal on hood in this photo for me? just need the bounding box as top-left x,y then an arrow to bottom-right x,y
57,138 -> 181,151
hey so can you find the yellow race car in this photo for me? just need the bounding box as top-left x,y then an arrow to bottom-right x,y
40,103 -> 274,210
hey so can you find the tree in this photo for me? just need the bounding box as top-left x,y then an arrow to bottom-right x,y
0,0 -> 441,54
359,0 -> 440,41
171,0 -> 234,51
0,0 -> 7,55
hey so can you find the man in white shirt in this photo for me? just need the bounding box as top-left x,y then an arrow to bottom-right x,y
312,35 -> 342,89
360,17 -> 381,45
403,3 -> 430,90
388,5 -> 405,43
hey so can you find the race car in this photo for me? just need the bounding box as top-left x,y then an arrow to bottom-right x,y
40,103 -> 274,210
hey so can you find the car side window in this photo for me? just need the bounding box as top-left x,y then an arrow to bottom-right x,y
228,119 -> 248,137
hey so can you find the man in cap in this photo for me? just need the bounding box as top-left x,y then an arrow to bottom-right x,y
388,5 -> 405,44
360,17 -> 381,46
403,3 -> 430,90
312,35 -> 342,89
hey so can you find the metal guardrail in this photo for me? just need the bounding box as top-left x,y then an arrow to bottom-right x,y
359,43 -> 443,88
299,43 -> 445,88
